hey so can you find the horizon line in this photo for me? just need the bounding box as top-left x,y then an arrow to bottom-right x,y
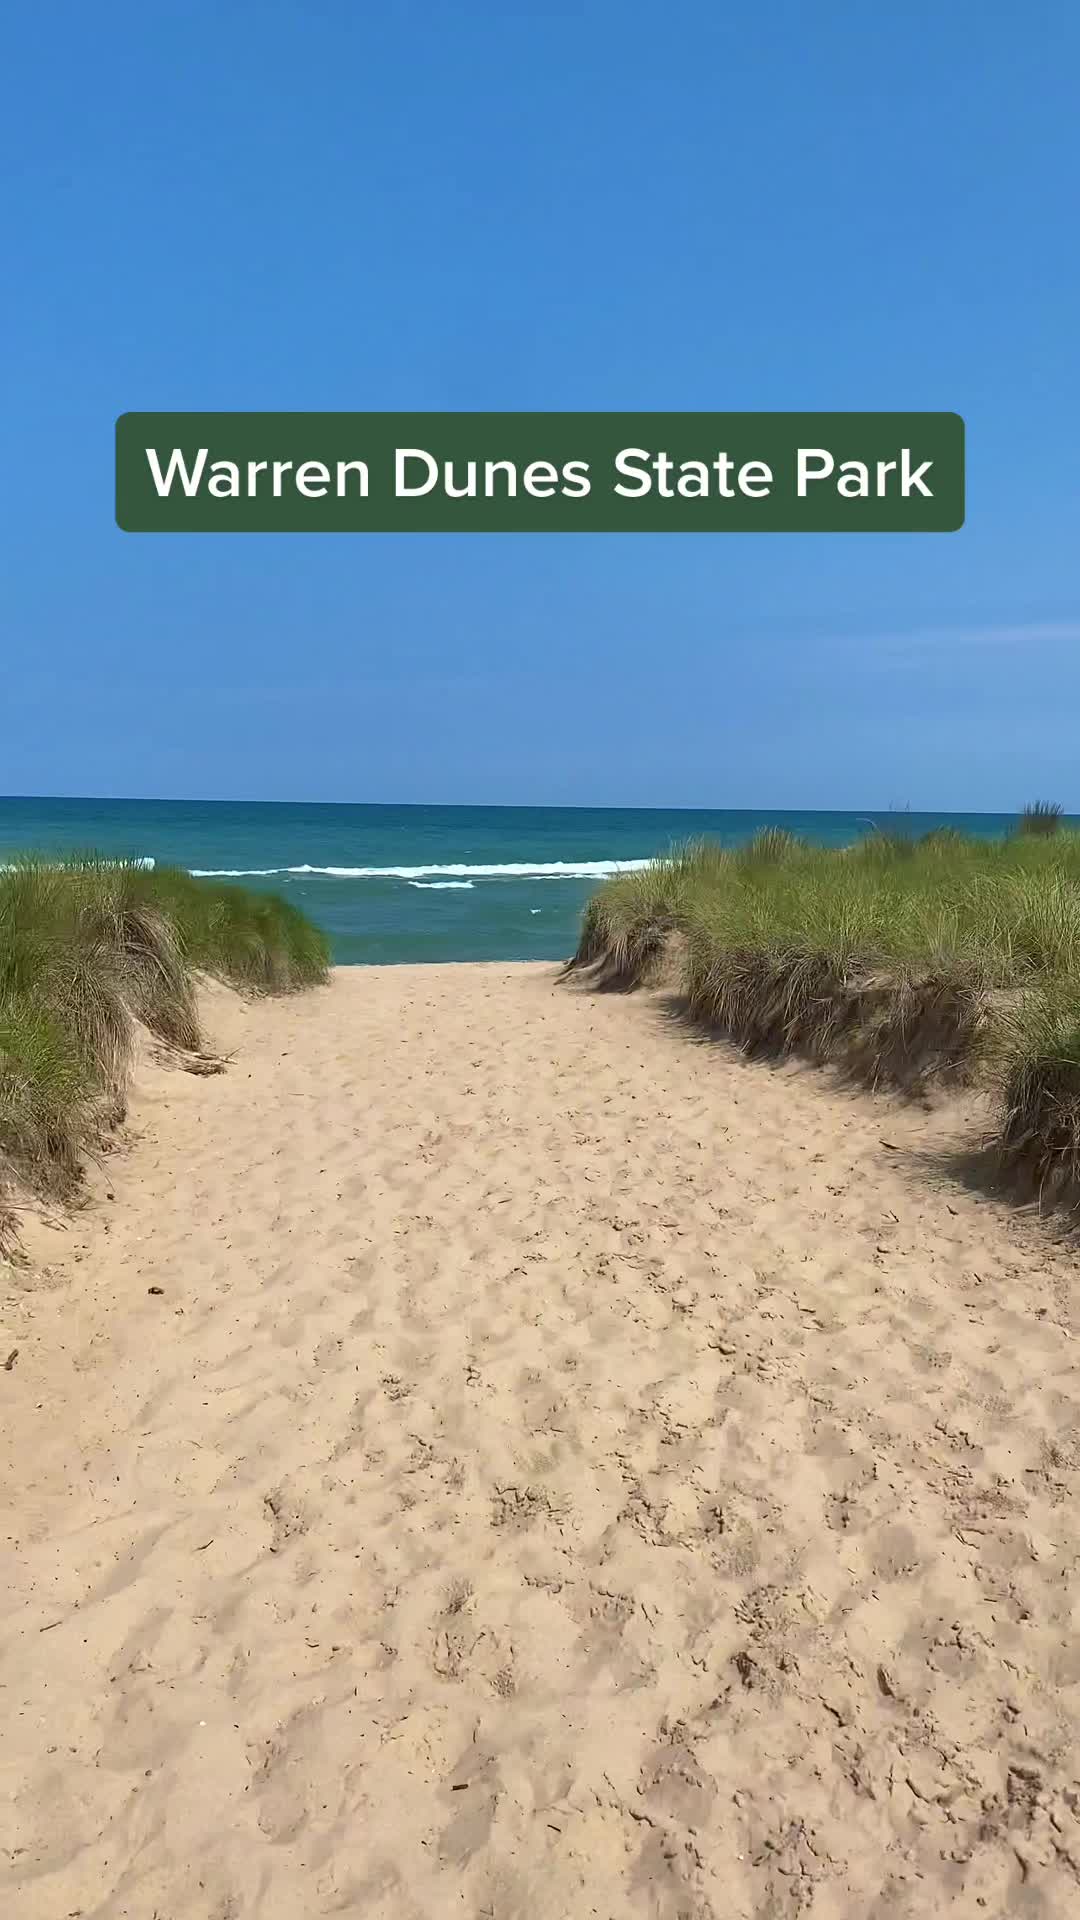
0,793 -> 1072,818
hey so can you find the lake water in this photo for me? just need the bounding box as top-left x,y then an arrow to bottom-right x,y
0,796 -> 1037,963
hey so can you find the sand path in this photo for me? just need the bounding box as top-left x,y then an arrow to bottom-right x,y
3,964 -> 1080,1918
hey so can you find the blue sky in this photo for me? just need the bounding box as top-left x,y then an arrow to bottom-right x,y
5,1 -> 1078,810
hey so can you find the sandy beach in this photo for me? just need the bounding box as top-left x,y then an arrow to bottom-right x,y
3,962 -> 1080,1918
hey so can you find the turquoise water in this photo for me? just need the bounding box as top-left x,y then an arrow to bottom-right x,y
0,797 -> 1041,965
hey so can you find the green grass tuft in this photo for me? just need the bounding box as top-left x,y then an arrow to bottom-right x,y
1018,800 -> 1064,837
0,856 -> 329,1225
566,825 -> 1080,1202
741,826 -> 805,866
994,990 -> 1080,1200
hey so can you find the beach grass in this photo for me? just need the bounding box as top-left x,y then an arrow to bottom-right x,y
565,814 -> 1080,1201
0,857 -> 329,1241
1017,799 -> 1064,837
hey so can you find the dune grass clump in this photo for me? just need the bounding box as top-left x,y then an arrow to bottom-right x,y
740,826 -> 805,866
994,992 -> 1080,1200
849,829 -> 919,865
918,825 -> 968,854
567,824 -> 1080,1201
565,841 -> 731,989
1018,800 -> 1064,838
125,863 -> 331,994
675,841 -> 1006,1086
0,856 -> 329,1223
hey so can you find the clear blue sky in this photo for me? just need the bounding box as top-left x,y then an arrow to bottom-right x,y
5,2 -> 1078,810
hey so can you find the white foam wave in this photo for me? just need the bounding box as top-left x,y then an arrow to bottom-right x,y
407,879 -> 474,890
187,859 -> 652,881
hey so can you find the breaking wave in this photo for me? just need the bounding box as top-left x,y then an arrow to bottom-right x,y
186,859 -> 652,881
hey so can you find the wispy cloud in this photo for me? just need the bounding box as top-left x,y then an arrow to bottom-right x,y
863,620 -> 1080,661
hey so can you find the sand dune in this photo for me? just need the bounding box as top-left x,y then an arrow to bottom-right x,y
3,964 -> 1080,1918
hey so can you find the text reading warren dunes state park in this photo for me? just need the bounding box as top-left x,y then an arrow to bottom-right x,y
115,413 -> 965,533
